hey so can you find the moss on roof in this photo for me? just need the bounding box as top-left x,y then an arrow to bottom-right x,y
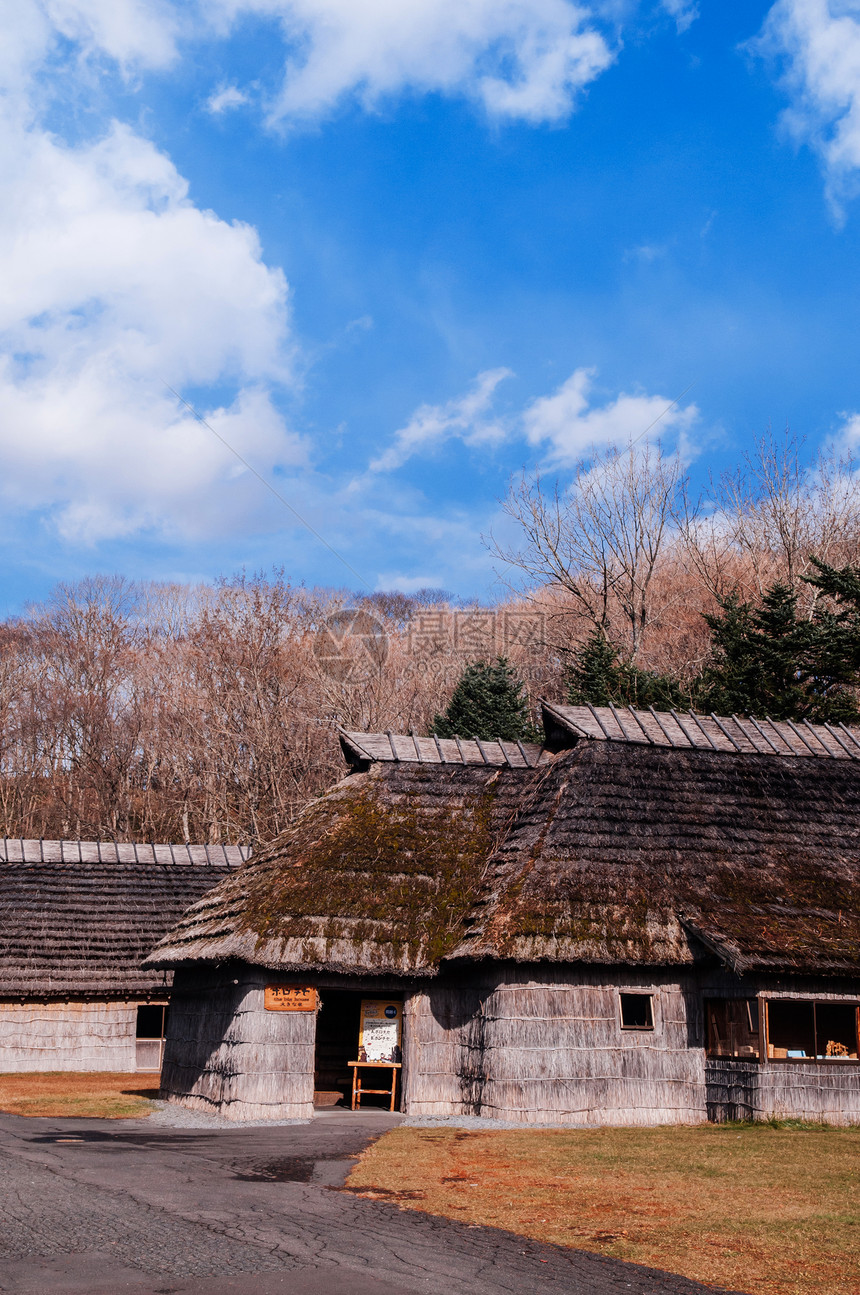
148,737 -> 860,979
146,761 -> 534,974
457,742 -> 860,975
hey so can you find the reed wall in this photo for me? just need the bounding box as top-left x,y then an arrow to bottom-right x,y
706,1058 -> 860,1125
407,967 -> 860,1124
160,961 -> 860,1125
160,964 -> 315,1120
405,966 -> 706,1125
0,1000 -> 138,1071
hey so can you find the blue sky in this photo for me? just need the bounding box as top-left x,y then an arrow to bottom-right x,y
3,0 -> 860,609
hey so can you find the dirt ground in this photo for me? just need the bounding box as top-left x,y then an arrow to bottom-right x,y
0,1071 -> 159,1118
346,1123 -> 860,1295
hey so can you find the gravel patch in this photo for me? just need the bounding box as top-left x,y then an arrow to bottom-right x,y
145,1100 -> 309,1129
401,1114 -> 597,1130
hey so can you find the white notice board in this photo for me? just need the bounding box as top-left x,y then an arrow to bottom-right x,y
359,1000 -> 402,1062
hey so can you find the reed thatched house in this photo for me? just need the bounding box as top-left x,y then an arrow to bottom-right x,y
146,706 -> 860,1125
0,840 -> 249,1072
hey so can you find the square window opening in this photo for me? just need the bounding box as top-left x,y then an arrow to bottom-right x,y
620,993 -> 654,1030
767,1000 -> 815,1059
136,1004 -> 167,1040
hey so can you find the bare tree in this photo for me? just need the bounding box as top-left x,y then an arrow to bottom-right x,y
490,442 -> 687,661
683,429 -> 860,608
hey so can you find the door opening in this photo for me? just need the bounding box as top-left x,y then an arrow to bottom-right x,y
313,990 -> 403,1109
135,1002 -> 168,1071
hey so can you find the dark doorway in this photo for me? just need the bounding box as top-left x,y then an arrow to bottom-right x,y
135,1003 -> 168,1072
314,990 -> 403,1109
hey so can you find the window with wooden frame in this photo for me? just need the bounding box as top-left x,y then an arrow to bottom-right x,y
619,992 -> 654,1030
765,999 -> 859,1061
705,998 -> 760,1059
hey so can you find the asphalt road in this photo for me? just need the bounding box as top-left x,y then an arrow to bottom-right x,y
0,1109 -> 747,1295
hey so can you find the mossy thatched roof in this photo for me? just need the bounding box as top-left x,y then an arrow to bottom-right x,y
147,707 -> 860,980
145,763 -> 534,976
454,741 -> 860,976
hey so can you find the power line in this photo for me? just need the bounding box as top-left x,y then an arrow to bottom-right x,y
626,379 -> 697,452
163,383 -> 371,590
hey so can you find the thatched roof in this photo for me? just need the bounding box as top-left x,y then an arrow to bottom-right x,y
147,703 -> 860,981
145,763 -> 536,976
0,845 -> 247,997
452,741 -> 860,976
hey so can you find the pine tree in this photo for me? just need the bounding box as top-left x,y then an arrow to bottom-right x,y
431,657 -> 538,741
695,578 -> 860,722
565,628 -> 688,710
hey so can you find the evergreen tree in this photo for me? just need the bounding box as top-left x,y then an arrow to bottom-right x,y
565,628 -> 689,710
431,657 -> 539,741
695,578 -> 860,723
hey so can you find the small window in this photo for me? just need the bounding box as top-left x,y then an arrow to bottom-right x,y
766,999 -> 859,1061
706,998 -> 760,1059
620,993 -> 654,1030
136,1004 -> 167,1039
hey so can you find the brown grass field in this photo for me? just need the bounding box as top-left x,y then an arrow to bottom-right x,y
346,1124 -> 860,1295
0,1072 -> 160,1118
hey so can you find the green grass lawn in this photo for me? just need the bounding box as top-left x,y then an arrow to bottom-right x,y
346,1122 -> 860,1295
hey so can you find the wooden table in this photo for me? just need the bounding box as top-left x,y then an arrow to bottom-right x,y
349,1061 -> 401,1111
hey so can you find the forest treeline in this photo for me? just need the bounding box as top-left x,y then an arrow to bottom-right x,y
5,429 -> 860,845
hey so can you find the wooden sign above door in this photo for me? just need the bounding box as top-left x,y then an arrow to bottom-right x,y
264,985 -> 317,1012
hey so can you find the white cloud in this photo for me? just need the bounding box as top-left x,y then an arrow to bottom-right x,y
207,84 -> 249,113
366,365 -> 699,482
757,0 -> 860,210
369,368 -> 513,474
211,0 -> 615,125
0,7 -> 302,544
10,0 -> 620,132
522,367 -> 698,465
660,0 -> 698,33
40,0 -> 179,69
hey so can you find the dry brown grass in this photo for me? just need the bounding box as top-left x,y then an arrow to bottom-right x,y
0,1071 -> 159,1118
346,1124 -> 860,1295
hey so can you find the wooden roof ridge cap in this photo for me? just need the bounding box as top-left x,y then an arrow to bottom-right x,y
538,697 -> 591,737
709,712 -> 745,752
786,715 -> 832,757
539,699 -> 860,757
838,721 -> 860,754
338,728 -> 375,765
803,717 -> 843,757
0,839 -> 251,864
648,706 -> 678,747
743,714 -> 781,754
626,706 -> 655,744
823,721 -> 860,760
